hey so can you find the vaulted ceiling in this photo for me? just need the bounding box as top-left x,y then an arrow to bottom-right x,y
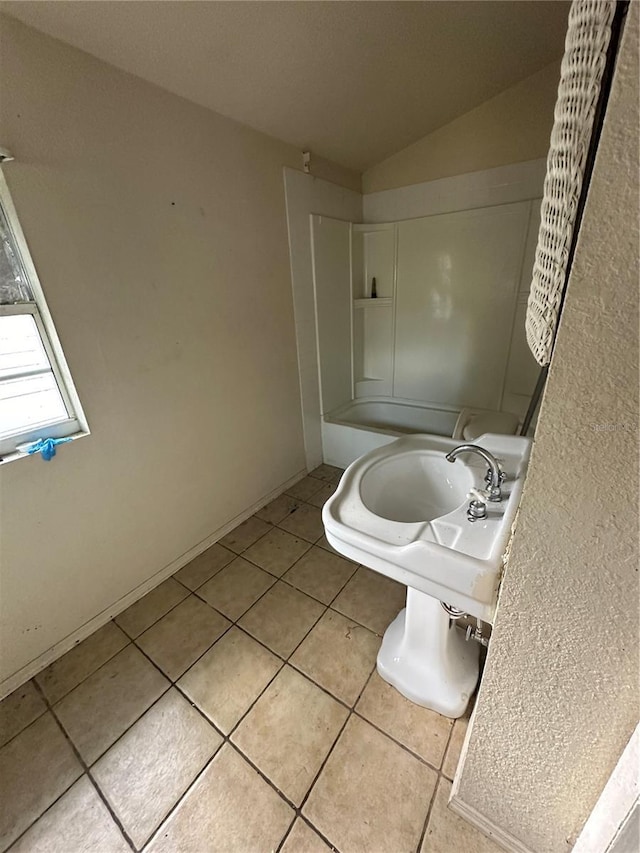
1,1 -> 570,171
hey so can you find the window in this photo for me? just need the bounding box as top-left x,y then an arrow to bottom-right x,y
0,171 -> 88,460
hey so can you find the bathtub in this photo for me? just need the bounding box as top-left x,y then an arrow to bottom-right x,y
321,397 -> 461,468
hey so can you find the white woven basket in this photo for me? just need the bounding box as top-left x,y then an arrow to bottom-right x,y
526,0 -> 615,366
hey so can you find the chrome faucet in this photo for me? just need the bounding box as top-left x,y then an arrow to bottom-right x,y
446,444 -> 504,502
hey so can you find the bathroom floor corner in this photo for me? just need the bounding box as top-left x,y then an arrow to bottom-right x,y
0,465 -> 500,853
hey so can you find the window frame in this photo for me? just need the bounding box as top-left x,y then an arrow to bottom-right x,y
0,169 -> 89,461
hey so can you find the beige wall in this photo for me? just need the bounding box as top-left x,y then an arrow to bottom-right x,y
308,155 -> 361,195
363,61 -> 560,194
0,16 -> 356,690
456,5 -> 639,852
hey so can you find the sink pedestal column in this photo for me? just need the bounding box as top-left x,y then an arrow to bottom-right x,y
377,588 -> 479,718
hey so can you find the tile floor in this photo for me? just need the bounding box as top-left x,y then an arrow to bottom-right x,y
0,464 -> 501,853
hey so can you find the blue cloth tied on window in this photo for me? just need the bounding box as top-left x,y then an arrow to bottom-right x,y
25,437 -> 72,461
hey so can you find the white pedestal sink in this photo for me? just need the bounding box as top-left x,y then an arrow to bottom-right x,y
322,433 -> 531,717
378,589 -> 479,718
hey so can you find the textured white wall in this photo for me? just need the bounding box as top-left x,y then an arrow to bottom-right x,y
0,16 -> 355,693
456,5 -> 639,851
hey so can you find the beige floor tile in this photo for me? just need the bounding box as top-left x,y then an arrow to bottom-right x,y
136,595 -> 230,681
219,516 -> 272,553
197,558 -> 275,620
442,710 -> 471,780
278,503 -> 325,543
54,644 -> 169,764
286,475 -> 324,501
92,689 -> 221,848
115,578 -> 188,638
356,672 -> 453,768
243,528 -> 311,577
255,493 -> 301,525
332,566 -> 406,635
10,776 -> 129,853
308,482 -> 337,509
178,627 -> 282,734
173,543 -> 235,590
239,582 -> 324,658
303,715 -> 437,853
35,622 -> 129,704
0,681 -> 46,749
283,546 -> 356,605
291,610 -> 379,706
281,818 -> 332,853
421,777 -> 503,853
0,712 -> 83,849
310,464 -> 343,484
146,744 -> 293,853
232,667 -> 348,806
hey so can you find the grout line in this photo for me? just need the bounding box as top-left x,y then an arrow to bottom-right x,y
440,707 -> 457,767
286,660 -> 381,849
122,512 -> 362,852
83,680 -> 174,770
28,680 -> 138,853
61,648 -> 230,848
350,706 -> 451,773
132,669 -> 329,850
139,620 -> 344,847
8,530 -> 389,773
116,589 -> 192,642
53,658 -> 173,763
6,478 -> 458,853
0,738 -> 83,852
275,816 -> 299,853
167,540 -> 238,594
283,476 -> 326,502
139,743 -> 227,850
138,692 -> 343,853
226,741 -> 301,812
35,595 -> 453,853
167,527 -> 346,691
415,772 -> 441,853
131,620 -> 233,697
190,571 -> 279,619
0,488 -> 352,845
0,704 -> 48,754
241,543 -> 314,579
135,557 -> 351,847
283,814 -> 342,853
33,632 -> 133,707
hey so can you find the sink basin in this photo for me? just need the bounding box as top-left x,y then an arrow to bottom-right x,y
360,451 -> 474,523
323,432 -> 532,623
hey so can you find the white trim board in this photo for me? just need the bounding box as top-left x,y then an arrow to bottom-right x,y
449,720 -> 639,853
0,467 -> 307,700
363,159 -> 547,223
450,696 -> 535,853
449,795 -> 535,853
283,167 -> 362,471
573,724 -> 639,853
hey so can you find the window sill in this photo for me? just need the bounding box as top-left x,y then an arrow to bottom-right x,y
0,430 -> 90,466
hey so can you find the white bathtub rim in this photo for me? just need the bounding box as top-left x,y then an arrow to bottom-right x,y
325,395 -> 461,424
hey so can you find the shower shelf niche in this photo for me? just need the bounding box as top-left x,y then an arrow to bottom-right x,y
354,298 -> 393,308
351,223 -> 397,399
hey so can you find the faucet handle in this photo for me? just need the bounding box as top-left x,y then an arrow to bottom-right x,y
484,467 -> 507,486
467,489 -> 489,522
